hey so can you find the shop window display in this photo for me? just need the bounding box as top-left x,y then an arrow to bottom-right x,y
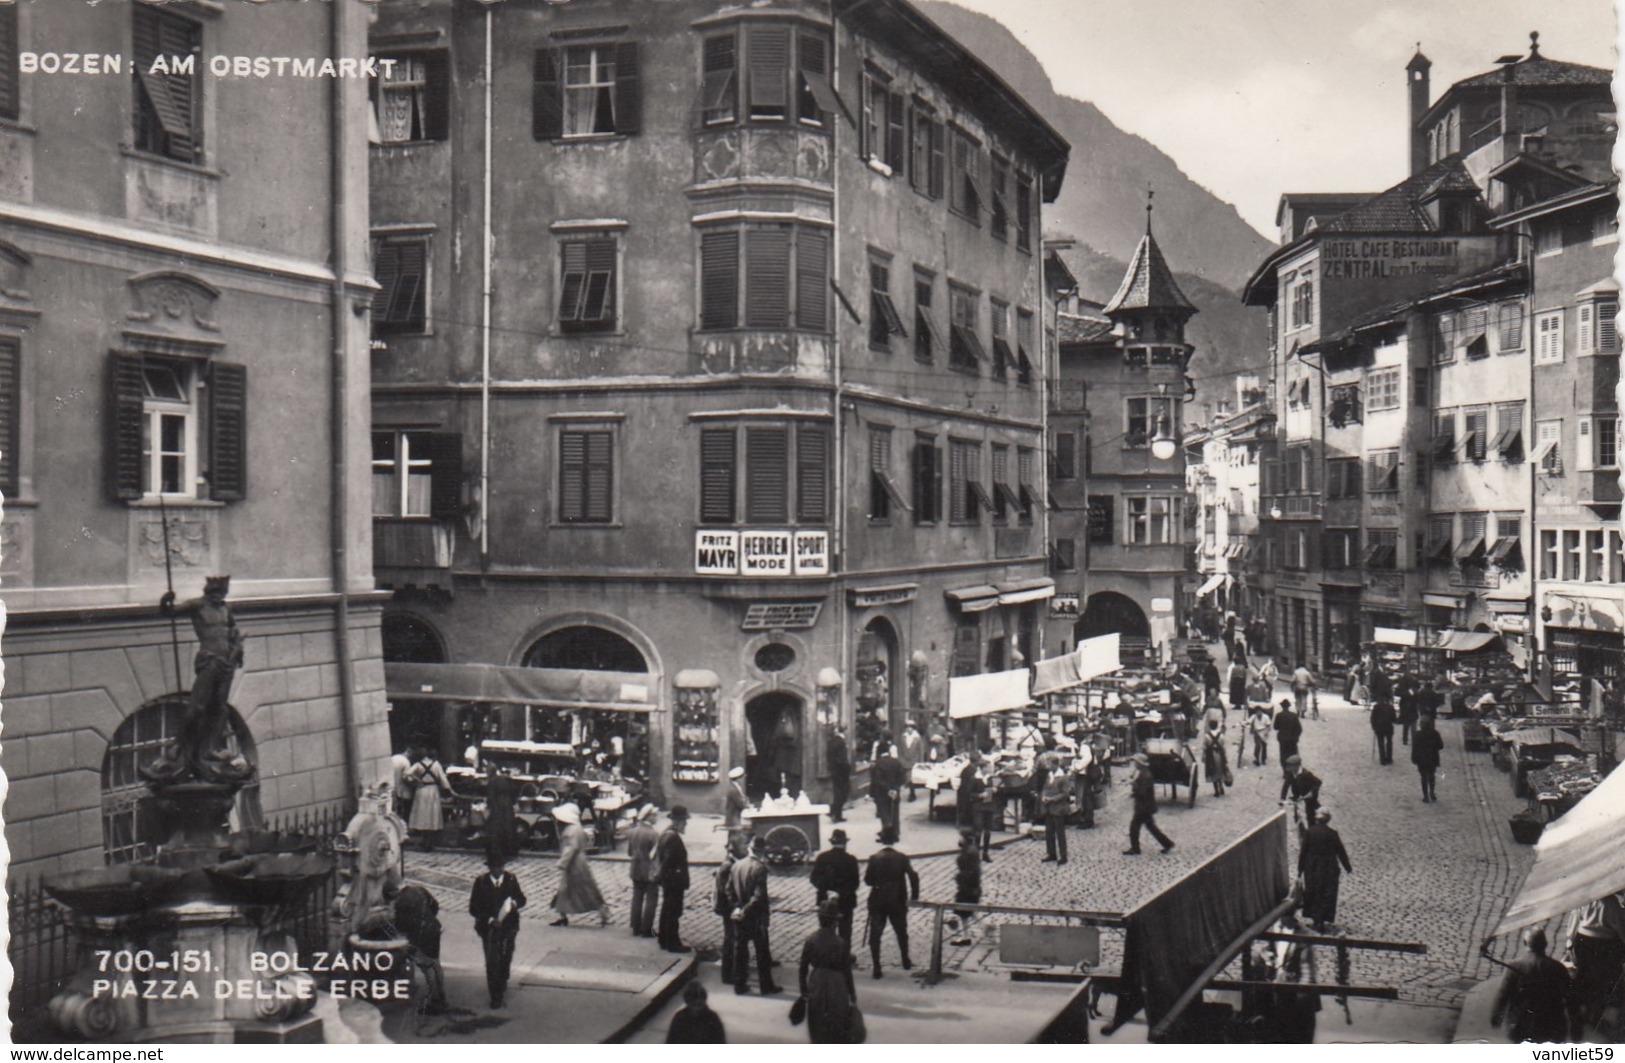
673,683 -> 721,784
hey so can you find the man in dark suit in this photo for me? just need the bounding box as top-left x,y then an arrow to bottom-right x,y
655,805 -> 691,953
870,742 -> 907,841
956,752 -> 985,834
713,833 -> 743,986
1369,699 -> 1397,765
808,828 -> 860,941
469,851 -> 527,1009
1273,697 -> 1303,779
1123,754 -> 1174,855
1492,928 -> 1580,1043
865,826 -> 920,978
1281,755 -> 1323,825
727,835 -> 781,995
1396,677 -> 1418,746
826,726 -> 851,822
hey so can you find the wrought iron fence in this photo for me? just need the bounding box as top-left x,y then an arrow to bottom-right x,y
6,801 -> 354,1028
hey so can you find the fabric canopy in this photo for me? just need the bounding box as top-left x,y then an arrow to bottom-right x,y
1196,573 -> 1226,598
1372,627 -> 1419,646
1032,634 -> 1123,696
385,661 -> 656,712
946,584 -> 1001,612
1433,630 -> 1500,653
997,577 -> 1055,606
1496,726 -> 1581,749
948,669 -> 1033,718
1497,763 -> 1625,935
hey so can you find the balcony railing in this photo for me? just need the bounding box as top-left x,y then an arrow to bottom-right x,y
374,518 -> 453,570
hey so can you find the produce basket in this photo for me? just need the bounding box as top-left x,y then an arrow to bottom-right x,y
1508,811 -> 1545,845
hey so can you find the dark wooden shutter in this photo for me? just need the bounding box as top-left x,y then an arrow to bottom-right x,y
886,90 -> 906,173
0,6 -> 18,122
108,352 -> 145,501
745,426 -> 789,523
389,240 -> 426,330
614,42 -> 641,135
371,240 -> 399,322
425,431 -> 462,518
208,360 -> 247,502
423,52 -> 451,141
699,428 -> 736,523
928,119 -> 946,199
746,25 -> 789,114
558,240 -> 588,323
699,230 -> 738,329
701,34 -> 737,124
794,228 -> 828,332
533,48 -> 563,140
796,32 -> 826,125
584,430 -> 613,521
559,430 -> 586,520
745,227 -> 790,328
796,424 -> 828,523
0,336 -> 17,494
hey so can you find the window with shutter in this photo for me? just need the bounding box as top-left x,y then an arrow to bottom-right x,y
559,429 -> 614,523
869,259 -> 906,349
869,427 -> 899,521
746,25 -> 789,120
1053,431 -> 1076,480
558,236 -> 618,332
1015,172 -> 1034,252
208,361 -> 247,502
701,34 -> 737,126
1600,300 -> 1619,352
948,285 -> 983,371
885,90 -> 906,173
1535,310 -> 1564,364
796,33 -> 835,126
132,7 -> 201,163
928,117 -> 946,199
533,48 -> 563,139
745,426 -> 789,523
949,439 -> 977,523
1462,407 -> 1488,462
0,336 -> 17,496
1498,301 -> 1523,350
745,228 -> 790,328
108,353 -> 146,501
700,230 -> 740,330
796,424 -> 829,523
699,429 -> 736,523
990,157 -> 1010,241
862,71 -> 886,164
371,52 -> 450,143
0,6 -> 20,122
1016,309 -> 1035,387
1016,447 -> 1038,523
912,433 -> 940,524
913,273 -> 938,363
371,234 -> 429,335
794,228 -> 828,331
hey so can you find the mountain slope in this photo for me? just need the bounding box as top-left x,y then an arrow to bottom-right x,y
916,1 -> 1272,389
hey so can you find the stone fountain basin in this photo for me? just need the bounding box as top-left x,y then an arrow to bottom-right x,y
222,830 -> 322,858
203,854 -> 334,907
45,865 -> 186,917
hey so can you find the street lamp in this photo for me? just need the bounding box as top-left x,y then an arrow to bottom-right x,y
1150,414 -> 1178,461
1270,502 -> 1284,520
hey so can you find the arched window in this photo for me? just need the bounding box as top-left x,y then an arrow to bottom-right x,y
100,695 -> 258,864
524,625 -> 647,672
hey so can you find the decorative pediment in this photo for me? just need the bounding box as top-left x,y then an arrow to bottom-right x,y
126,271 -> 221,335
0,241 -> 32,302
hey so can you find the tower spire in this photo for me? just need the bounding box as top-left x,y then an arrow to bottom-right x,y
1146,185 -> 1155,234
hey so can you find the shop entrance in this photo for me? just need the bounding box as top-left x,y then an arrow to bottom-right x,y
856,617 -> 900,759
383,613 -> 448,757
745,692 -> 803,800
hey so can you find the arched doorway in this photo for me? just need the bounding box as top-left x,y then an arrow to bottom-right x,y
855,617 -> 899,762
383,613 -> 448,757
101,694 -> 258,864
745,691 -> 803,800
522,624 -> 652,779
1076,592 -> 1151,641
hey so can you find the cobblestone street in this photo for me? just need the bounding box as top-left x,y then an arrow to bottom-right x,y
406,680 -> 1540,1017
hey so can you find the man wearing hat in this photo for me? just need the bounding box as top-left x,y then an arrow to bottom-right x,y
1123,753 -> 1174,856
728,834 -> 782,995
655,806 -> 692,952
864,826 -> 919,978
469,850 -> 527,1009
713,832 -> 746,985
625,804 -> 660,938
724,766 -> 751,830
808,828 -> 860,942
1273,697 -> 1303,769
871,741 -> 907,842
1297,807 -> 1352,933
1280,755 -> 1322,826
826,725 -> 852,822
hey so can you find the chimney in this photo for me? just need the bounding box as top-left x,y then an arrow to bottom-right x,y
1407,48 -> 1432,174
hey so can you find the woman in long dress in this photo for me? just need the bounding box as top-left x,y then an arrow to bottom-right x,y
550,802 -> 608,927
799,900 -> 861,1043
406,751 -> 451,850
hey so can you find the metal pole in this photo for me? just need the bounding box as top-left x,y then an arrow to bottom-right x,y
157,493 -> 183,691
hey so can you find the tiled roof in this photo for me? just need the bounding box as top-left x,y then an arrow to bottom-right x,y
1102,228 -> 1196,314
1320,157 -> 1480,233
1453,55 -> 1610,90
1057,312 -> 1114,345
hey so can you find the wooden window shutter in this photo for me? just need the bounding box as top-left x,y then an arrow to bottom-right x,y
108,352 -> 146,501
794,227 -> 828,332
745,426 -> 789,523
745,227 -> 790,328
701,34 -> 737,124
133,8 -> 197,161
390,240 -> 426,328
533,48 -> 563,140
207,361 -> 248,502
796,424 -> 829,522
0,6 -> 18,122
584,431 -> 613,521
746,25 -> 789,113
422,53 -> 451,141
559,431 -> 587,520
559,430 -> 613,522
928,119 -> 946,199
0,336 -> 17,494
699,428 -> 737,523
886,91 -> 906,172
371,240 -> 400,321
700,230 -> 739,329
425,431 -> 462,518
614,42 -> 641,135
558,240 -> 589,322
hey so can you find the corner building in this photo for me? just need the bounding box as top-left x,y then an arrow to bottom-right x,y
0,3 -> 387,879
367,0 -> 1068,811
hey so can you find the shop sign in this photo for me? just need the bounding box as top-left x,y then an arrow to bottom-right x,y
741,601 -> 823,631
1050,593 -> 1080,619
1364,572 -> 1405,601
1496,614 -> 1528,634
851,585 -> 918,608
1449,567 -> 1500,590
1151,597 -> 1174,614
695,530 -> 740,575
1319,237 -> 1466,281
695,529 -> 830,577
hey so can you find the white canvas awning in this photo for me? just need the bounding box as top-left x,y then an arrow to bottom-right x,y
1032,634 -> 1123,696
1196,573 -> 1226,598
1497,763 -> 1625,935
948,668 -> 1033,719
1372,627 -> 1418,647
997,577 -> 1055,606
946,584 -> 1001,612
385,662 -> 657,712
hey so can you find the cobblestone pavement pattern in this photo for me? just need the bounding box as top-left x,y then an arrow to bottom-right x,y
406,663 -> 1542,1013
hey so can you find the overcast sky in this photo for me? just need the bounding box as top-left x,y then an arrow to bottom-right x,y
941,0 -> 1618,236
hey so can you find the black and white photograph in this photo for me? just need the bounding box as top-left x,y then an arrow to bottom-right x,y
0,0 -> 1620,1046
